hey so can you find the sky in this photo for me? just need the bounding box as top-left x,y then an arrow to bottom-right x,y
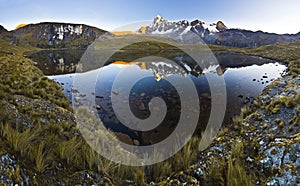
0,0 -> 300,34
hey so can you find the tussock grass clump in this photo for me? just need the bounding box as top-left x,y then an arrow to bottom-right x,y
206,142 -> 254,186
232,115 -> 243,125
241,106 -> 252,118
34,141 -> 49,173
144,136 -> 202,182
0,117 -> 124,183
232,106 -> 254,127
133,167 -> 145,186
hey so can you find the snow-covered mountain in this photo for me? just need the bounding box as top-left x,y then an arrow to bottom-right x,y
139,15 -> 300,47
139,15 -> 227,43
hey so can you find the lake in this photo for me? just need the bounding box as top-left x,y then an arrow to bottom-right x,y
28,50 -> 287,145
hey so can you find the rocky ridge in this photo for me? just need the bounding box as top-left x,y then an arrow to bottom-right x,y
3,22 -> 108,49
140,15 -> 300,47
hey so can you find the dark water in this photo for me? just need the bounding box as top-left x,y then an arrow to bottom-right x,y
27,49 -> 85,75
28,50 -> 287,145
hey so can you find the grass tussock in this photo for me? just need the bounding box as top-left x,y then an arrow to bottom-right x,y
206,142 -> 254,186
226,142 -> 254,186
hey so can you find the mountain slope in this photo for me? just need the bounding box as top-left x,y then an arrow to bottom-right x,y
6,22 -> 108,49
140,15 -> 300,47
211,29 -> 300,47
0,25 -> 8,34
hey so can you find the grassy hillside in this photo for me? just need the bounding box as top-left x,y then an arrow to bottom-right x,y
0,39 -> 117,184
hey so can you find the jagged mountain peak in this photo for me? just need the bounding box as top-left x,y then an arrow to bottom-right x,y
140,16 -> 228,43
154,15 -> 165,23
141,16 -> 228,36
138,16 -> 300,47
191,19 -> 205,26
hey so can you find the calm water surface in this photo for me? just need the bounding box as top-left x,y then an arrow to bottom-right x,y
28,50 -> 287,145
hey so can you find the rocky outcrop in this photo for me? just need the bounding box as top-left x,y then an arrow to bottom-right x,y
10,23 -> 108,49
216,21 -> 227,31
